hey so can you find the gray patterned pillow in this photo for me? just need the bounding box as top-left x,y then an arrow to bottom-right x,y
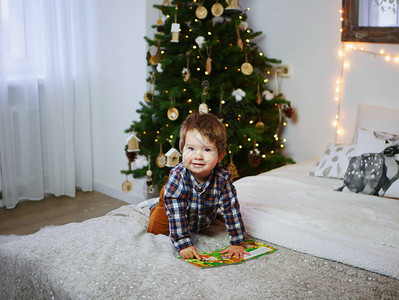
308,144 -> 355,179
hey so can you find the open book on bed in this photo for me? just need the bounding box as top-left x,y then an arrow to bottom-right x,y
178,240 -> 276,268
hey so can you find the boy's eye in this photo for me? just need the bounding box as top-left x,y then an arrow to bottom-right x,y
204,148 -> 212,152
188,146 -> 194,151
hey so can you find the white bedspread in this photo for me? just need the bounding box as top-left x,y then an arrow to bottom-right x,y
235,158 -> 399,279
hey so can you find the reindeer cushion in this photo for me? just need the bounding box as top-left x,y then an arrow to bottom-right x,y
308,144 -> 355,179
338,129 -> 399,199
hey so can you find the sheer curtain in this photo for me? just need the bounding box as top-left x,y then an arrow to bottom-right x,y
0,0 -> 92,209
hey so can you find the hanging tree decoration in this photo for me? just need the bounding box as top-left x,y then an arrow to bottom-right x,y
182,51 -> 191,82
144,72 -> 156,104
156,142 -> 166,168
171,6 -> 180,43
199,80 -> 209,114
205,45 -> 212,75
241,48 -> 253,75
195,0 -> 208,19
256,82 -> 262,104
217,85 -> 225,122
236,23 -> 244,51
227,151 -> 239,179
232,88 -> 246,101
167,97 -> 179,121
211,0 -> 224,17
150,40 -> 162,66
146,156 -> 155,193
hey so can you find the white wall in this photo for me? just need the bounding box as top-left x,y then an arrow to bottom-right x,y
86,0 -> 399,203
86,0 -> 147,204
245,0 -> 399,162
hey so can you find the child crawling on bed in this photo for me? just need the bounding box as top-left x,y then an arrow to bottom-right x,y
148,113 -> 249,260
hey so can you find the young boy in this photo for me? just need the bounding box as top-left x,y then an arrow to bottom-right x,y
148,113 -> 249,260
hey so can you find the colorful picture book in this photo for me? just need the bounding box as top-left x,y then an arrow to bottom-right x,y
178,240 -> 277,268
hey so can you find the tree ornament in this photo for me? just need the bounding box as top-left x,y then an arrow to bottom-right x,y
248,148 -> 262,168
225,0 -> 239,10
235,24 -> 244,51
150,41 -> 162,65
182,51 -> 191,82
165,147 -> 181,167
167,98 -> 179,121
283,104 -> 294,118
195,36 -> 205,49
124,144 -> 138,171
144,72 -> 156,103
238,21 -> 249,31
211,1 -> 224,17
126,131 -> 140,153
241,52 -> 253,75
122,176 -> 133,193
262,90 -> 274,101
156,143 -> 166,168
199,80 -> 209,113
255,118 -> 265,133
199,102 -> 209,114
227,153 -> 239,179
232,88 -> 245,101
171,10 -> 180,43
195,1 -> 208,19
152,113 -> 158,123
146,157 -> 155,193
205,46 -> 212,74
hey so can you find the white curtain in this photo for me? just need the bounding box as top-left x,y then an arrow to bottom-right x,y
0,0 -> 92,209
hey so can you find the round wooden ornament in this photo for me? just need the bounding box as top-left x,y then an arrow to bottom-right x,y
144,91 -> 153,103
196,5 -> 208,19
241,62 -> 253,75
167,107 -> 179,121
211,3 -> 224,17
121,180 -> 133,193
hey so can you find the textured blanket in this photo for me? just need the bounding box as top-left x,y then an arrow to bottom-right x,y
0,205 -> 398,299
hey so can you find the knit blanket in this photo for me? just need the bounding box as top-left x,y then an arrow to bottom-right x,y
0,204 -> 398,299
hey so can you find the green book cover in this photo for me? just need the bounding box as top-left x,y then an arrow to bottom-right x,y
178,240 -> 277,268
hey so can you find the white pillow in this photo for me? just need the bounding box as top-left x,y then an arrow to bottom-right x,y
308,144 -> 355,179
353,102 -> 399,143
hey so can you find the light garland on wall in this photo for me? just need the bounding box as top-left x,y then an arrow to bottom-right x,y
334,9 -> 399,143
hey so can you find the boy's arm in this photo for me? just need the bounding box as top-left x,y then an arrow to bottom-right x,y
219,175 -> 246,246
164,169 -> 193,252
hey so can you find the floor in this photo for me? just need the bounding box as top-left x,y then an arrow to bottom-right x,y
0,191 -> 127,235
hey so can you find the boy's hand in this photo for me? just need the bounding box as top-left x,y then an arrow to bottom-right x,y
220,245 -> 250,259
179,246 -> 200,260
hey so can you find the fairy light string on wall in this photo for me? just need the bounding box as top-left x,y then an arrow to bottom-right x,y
334,8 -> 399,143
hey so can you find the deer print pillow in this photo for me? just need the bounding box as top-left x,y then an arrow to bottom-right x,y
308,144 -> 356,179
337,129 -> 399,199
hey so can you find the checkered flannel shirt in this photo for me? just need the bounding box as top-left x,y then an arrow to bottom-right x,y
164,162 -> 246,252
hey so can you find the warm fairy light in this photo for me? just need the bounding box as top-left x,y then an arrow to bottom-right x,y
187,98 -> 192,103
239,16 -> 242,19
271,150 -> 275,154
155,138 -> 158,142
197,67 -> 200,71
247,138 -> 251,142
161,50 -> 165,54
343,61 -> 351,69
221,100 -> 225,104
249,120 -> 254,124
239,145 -> 243,148
280,144 -> 284,148
245,39 -> 250,43
380,49 -> 385,55
195,19 -> 198,22
255,143 -> 259,147
283,139 -> 286,142
205,71 -> 209,75
262,154 -> 266,158
385,56 -> 391,62
170,135 -> 173,139
143,131 -> 146,134
208,31 -> 211,35
225,123 -> 229,127
189,110 -> 193,113
193,45 -> 197,49
247,30 -> 251,33
267,71 -> 271,75
259,52 -> 263,56
264,79 -> 268,83
283,122 -> 287,126
165,90 -> 168,94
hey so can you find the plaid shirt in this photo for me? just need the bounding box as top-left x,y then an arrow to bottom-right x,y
164,162 -> 246,252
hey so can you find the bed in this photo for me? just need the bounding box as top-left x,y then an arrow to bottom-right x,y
1,102 -> 399,299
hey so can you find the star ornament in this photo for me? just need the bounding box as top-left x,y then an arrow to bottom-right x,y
232,88 -> 246,101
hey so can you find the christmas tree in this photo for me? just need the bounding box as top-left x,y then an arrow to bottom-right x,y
122,0 -> 294,195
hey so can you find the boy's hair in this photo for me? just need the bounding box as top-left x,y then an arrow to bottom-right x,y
179,113 -> 226,156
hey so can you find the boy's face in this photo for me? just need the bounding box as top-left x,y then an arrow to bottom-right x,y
182,129 -> 224,184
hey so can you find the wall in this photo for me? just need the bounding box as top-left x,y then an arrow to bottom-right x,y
245,0 -> 399,162
86,0 -> 147,204
86,0 -> 399,203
